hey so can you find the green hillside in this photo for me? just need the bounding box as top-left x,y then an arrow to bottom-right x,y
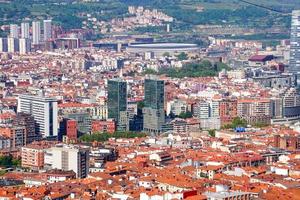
0,0 -> 298,30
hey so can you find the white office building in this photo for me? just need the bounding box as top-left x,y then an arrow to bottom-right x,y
17,94 -> 58,138
43,20 -> 52,41
21,22 -> 30,39
10,24 -> 19,38
196,100 -> 221,130
44,144 -> 89,178
19,38 -> 31,54
32,21 -> 41,45
166,99 -> 188,116
7,37 -> 19,53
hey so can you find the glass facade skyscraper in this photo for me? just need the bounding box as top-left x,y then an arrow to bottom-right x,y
144,78 -> 165,109
107,79 -> 127,124
143,77 -> 165,134
290,10 -> 300,74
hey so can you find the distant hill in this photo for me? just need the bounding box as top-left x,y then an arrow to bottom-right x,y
0,0 -> 298,30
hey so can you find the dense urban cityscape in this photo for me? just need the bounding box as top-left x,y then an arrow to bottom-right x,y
0,0 -> 300,199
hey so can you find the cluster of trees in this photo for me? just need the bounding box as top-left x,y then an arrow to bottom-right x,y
222,117 -> 247,129
164,6 -> 269,25
134,25 -> 166,33
228,33 -> 290,43
0,155 -> 21,168
178,111 -> 193,119
0,0 -> 292,31
176,52 -> 188,61
122,0 -> 291,29
79,131 -> 147,142
0,0 -> 128,30
144,60 -> 229,78
208,129 -> 216,137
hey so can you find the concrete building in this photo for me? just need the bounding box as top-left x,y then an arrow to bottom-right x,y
10,24 -> 19,38
219,99 -> 238,126
143,77 -> 165,134
91,119 -> 116,133
271,88 -> 300,124
44,144 -> 89,178
282,87 -> 300,118
237,99 -> 271,125
21,22 -> 30,39
56,38 -> 80,49
19,38 -> 31,54
253,74 -> 296,88
13,112 -> 38,144
196,101 -> 210,119
194,100 -> 221,129
59,118 -> 77,141
274,134 -> 300,151
127,43 -> 199,56
0,126 -> 26,148
17,94 -> 58,138
43,20 -> 52,41
248,55 -> 274,67
166,99 -> 188,116
21,145 -> 45,170
227,69 -> 246,79
32,21 -> 41,45
0,136 -> 11,150
204,190 -> 253,200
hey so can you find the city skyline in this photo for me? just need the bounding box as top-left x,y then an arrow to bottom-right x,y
0,1 -> 300,199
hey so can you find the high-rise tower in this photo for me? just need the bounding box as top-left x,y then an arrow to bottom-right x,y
17,94 -> 58,138
143,76 -> 165,134
32,21 -> 41,45
43,20 -> 52,41
21,22 -> 30,39
289,10 -> 300,75
107,79 -> 127,130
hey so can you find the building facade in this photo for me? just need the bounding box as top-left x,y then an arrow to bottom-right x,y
17,94 -> 58,138
107,79 -> 127,130
289,10 -> 300,74
7,37 -> 19,53
10,24 -> 19,39
32,21 -> 41,45
0,38 -> 8,52
19,38 -> 31,54
43,20 -> 52,41
44,144 -> 89,178
21,22 -> 30,39
91,119 -> 116,133
13,112 -> 38,144
143,77 -> 165,134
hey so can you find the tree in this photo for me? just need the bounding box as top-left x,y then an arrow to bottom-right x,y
222,117 -> 247,129
0,155 -> 12,167
232,117 -> 247,128
208,129 -> 216,137
79,131 -> 147,142
178,111 -> 193,119
0,155 -> 21,167
137,101 -> 145,110
163,52 -> 170,57
143,68 -> 158,75
176,52 -> 188,61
